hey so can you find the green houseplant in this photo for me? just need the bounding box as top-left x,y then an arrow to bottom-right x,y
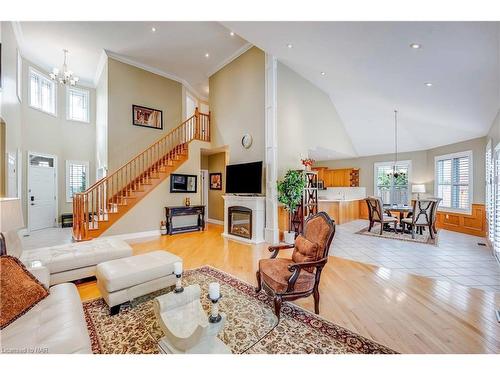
277,170 -> 306,243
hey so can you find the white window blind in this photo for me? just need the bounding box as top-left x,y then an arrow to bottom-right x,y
29,67 -> 56,115
486,142 -> 494,242
435,151 -> 472,213
67,87 -> 89,122
494,147 -> 500,256
66,161 -> 89,202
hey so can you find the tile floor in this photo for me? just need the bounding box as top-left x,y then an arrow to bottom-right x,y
331,219 -> 500,292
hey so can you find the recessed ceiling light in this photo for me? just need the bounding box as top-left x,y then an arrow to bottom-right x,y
287,43 -> 293,49
205,53 -> 210,58
151,27 -> 156,32
424,82 -> 433,87
230,31 -> 235,36
321,72 -> 326,76
410,43 -> 422,49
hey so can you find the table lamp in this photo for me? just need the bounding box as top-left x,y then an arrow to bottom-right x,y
0,198 -> 24,256
411,184 -> 426,200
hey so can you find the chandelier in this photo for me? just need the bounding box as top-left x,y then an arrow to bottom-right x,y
50,49 -> 79,86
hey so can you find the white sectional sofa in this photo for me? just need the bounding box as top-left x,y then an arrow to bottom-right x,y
5,231 -> 132,285
0,266 -> 92,354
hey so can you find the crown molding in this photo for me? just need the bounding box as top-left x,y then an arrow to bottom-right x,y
105,50 -> 207,101
207,42 -> 253,77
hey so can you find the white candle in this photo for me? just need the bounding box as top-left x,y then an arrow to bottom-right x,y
174,261 -> 183,276
208,282 -> 220,300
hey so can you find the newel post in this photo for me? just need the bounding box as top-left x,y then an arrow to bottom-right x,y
194,107 -> 200,140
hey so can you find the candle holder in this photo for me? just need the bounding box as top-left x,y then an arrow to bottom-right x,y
174,273 -> 184,293
208,294 -> 222,323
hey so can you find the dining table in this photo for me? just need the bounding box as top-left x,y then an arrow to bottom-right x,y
383,204 -> 413,233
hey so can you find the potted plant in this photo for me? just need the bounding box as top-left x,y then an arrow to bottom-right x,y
277,170 -> 306,244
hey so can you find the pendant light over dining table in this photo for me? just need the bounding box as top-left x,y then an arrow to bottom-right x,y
388,109 -> 405,179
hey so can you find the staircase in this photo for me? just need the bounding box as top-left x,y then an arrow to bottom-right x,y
72,108 -> 210,241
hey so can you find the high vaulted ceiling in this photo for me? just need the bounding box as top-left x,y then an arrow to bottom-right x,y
15,21 -> 249,98
225,21 -> 500,157
14,21 -> 500,158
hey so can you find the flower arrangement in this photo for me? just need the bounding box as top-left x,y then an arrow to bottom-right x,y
301,158 -> 315,170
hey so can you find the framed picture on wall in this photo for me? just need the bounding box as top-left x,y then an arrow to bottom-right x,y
210,173 -> 222,190
132,105 -> 163,130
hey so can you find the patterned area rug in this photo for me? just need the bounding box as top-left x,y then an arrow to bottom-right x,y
83,266 -> 397,354
356,225 -> 438,245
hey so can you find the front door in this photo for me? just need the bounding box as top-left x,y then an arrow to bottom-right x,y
28,152 -> 57,231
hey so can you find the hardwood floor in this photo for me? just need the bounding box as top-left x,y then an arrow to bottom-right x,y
77,224 -> 500,354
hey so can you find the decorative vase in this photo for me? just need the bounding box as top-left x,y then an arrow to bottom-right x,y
160,221 -> 167,235
305,165 -> 311,171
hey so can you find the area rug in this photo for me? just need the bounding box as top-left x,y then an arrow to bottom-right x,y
83,266 -> 397,354
356,225 -> 438,246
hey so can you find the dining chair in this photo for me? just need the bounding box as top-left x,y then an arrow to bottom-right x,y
365,196 -> 398,234
401,199 -> 437,239
428,197 -> 442,234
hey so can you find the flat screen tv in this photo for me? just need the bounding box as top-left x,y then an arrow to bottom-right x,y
225,161 -> 262,194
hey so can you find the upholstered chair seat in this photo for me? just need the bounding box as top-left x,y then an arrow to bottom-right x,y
255,212 -> 335,319
258,258 -> 315,294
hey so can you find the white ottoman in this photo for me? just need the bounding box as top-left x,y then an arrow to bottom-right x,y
96,251 -> 182,315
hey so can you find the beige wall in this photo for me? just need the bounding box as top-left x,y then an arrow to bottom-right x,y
209,47 -> 265,165
316,136 -> 487,204
277,63 -> 357,176
103,140 -> 205,235
207,152 -> 226,222
315,149 -> 428,196
107,58 -> 183,171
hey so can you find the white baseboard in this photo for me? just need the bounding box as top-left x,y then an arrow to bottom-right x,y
207,218 -> 224,226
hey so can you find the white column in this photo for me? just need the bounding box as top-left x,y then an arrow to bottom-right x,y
264,54 -> 279,244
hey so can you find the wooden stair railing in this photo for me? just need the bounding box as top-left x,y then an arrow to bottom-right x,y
72,108 -> 210,241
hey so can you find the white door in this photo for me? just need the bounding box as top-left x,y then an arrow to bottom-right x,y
201,169 -> 209,223
28,152 -> 57,231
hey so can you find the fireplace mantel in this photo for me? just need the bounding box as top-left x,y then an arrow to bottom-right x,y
222,195 -> 265,244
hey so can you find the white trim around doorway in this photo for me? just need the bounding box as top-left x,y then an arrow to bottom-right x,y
27,151 -> 58,233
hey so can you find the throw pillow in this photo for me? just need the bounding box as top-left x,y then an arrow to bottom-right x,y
292,235 -> 320,272
0,255 -> 49,329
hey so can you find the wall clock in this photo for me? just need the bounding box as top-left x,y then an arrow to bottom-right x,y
241,134 -> 253,149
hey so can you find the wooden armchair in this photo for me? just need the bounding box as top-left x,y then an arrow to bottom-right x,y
365,196 -> 398,234
255,212 -> 335,319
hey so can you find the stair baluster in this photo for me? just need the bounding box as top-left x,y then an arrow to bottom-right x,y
72,109 -> 210,241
